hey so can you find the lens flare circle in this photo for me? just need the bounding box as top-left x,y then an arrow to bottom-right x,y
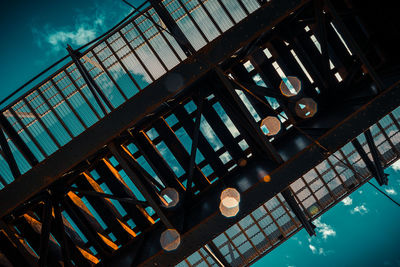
220,188 -> 241,218
160,187 -> 179,208
295,97 -> 318,119
260,116 -> 281,136
160,229 -> 181,251
279,76 -> 302,97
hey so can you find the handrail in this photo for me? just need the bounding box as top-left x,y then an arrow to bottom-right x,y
0,0 -> 265,188
0,0 -> 150,109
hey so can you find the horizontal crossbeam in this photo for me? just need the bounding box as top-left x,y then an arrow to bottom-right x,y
0,0 -> 308,219
106,80 -> 400,266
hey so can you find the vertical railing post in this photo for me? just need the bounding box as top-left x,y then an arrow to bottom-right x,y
66,45 -> 113,116
0,126 -> 21,179
149,0 -> 196,56
0,113 -> 38,167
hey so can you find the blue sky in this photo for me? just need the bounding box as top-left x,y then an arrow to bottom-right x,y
0,0 -> 144,102
1,1 -> 400,266
253,162 -> 400,267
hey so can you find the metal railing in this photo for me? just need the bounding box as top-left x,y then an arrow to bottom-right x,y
0,0 -> 263,187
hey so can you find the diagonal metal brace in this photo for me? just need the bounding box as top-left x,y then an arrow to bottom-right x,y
281,189 -> 316,236
149,0 -> 195,56
364,129 -> 388,185
67,45 -> 113,115
352,133 -> 388,186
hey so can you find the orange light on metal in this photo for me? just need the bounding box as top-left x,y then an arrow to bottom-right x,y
263,175 -> 271,183
309,205 -> 319,216
238,158 -> 247,167
160,229 -> 181,251
256,168 -> 270,182
260,116 -> 281,136
160,187 -> 179,208
279,76 -> 301,97
295,98 -> 318,119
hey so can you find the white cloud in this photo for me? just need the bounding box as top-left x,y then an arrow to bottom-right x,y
341,196 -> 353,206
385,188 -> 397,195
200,118 -> 222,151
32,13 -> 107,54
47,27 -> 98,49
31,0 -> 127,54
309,244 -> 326,255
309,244 -> 317,254
351,204 -> 368,215
391,159 -> 400,171
313,218 -> 336,240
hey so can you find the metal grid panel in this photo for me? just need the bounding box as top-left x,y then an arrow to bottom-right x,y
177,108 -> 400,267
0,0 -> 264,188
161,0 -> 261,50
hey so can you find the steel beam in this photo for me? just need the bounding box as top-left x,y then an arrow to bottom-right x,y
106,81 -> 400,266
281,189 -> 316,236
154,118 -> 210,190
73,173 -> 137,244
0,127 -> 21,179
52,201 -> 72,267
314,0 -> 336,89
38,199 -> 52,267
66,45 -> 112,115
0,230 -> 34,267
352,137 -> 386,186
108,143 -> 175,229
365,129 -> 388,185
230,79 -> 284,100
173,104 -> 226,179
95,159 -> 154,230
149,0 -> 195,56
51,200 -> 97,266
0,0 -> 308,219
324,0 -> 384,90
71,188 -> 147,206
192,94 -> 245,162
185,95 -> 203,197
0,113 -> 38,167
215,68 -> 284,164
62,197 -> 113,258
132,132 -> 186,194
0,220 -> 38,267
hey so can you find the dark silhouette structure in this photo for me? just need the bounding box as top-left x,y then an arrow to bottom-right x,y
0,0 -> 400,266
